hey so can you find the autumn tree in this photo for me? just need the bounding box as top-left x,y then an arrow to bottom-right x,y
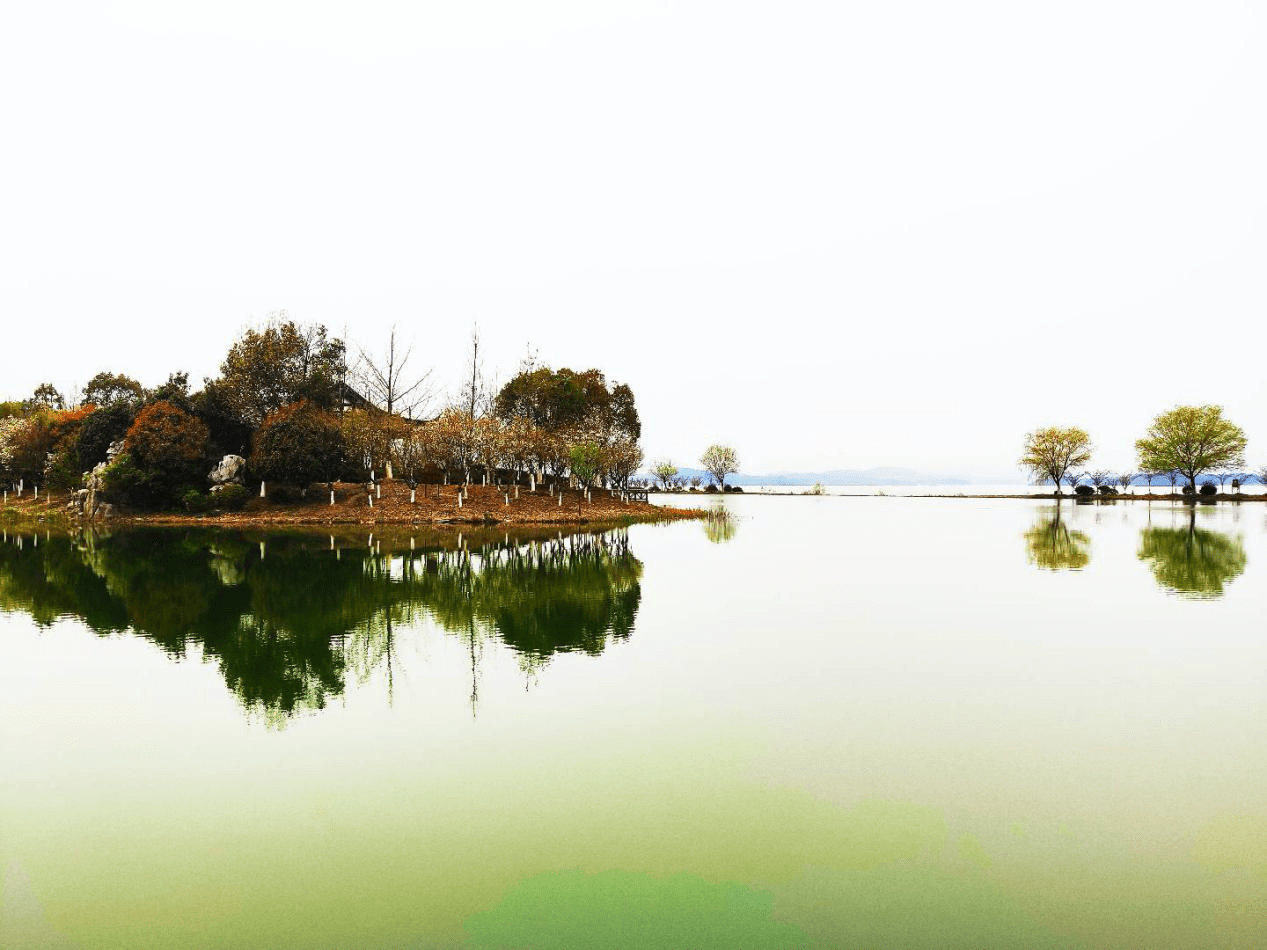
1019,427 -> 1093,495
250,401 -> 346,489
1135,405 -> 1247,495
108,401 -> 210,505
603,438 -> 644,490
700,444 -> 740,490
215,317 -> 346,428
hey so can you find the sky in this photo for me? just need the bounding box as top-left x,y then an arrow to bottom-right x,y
2,1 -> 1265,478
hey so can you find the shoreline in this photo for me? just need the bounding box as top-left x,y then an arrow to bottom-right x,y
652,489 -> 1267,502
1,482 -> 704,529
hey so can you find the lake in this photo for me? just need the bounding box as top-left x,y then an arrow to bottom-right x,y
2,496 -> 1264,949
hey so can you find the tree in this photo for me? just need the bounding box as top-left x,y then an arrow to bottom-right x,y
603,438 -> 644,490
249,401 -> 346,488
353,325 -> 431,417
1019,427 -> 1093,495
650,460 -> 678,491
111,401 -> 210,506
569,442 -> 602,490
1117,472 -> 1135,494
700,444 -> 739,491
1063,471 -> 1084,493
83,371 -> 145,408
26,382 -> 64,412
215,317 -> 346,427
1135,405 -> 1247,496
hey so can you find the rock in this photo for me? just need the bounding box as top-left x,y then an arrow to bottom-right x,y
209,455 -> 246,486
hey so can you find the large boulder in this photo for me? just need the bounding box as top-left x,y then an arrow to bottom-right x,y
209,454 -> 246,487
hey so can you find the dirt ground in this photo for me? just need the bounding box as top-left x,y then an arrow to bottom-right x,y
2,481 -> 701,528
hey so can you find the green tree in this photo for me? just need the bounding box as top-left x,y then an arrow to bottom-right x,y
700,444 -> 740,490
1019,427 -> 1093,494
26,382 -> 64,411
83,371 -> 145,407
569,441 -> 602,489
215,317 -> 347,428
249,401 -> 346,488
651,459 -> 678,491
1135,405 -> 1247,494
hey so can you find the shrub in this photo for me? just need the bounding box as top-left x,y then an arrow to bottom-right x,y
1199,483 -> 1217,496
704,484 -> 718,493
181,489 -> 211,513
1074,484 -> 1096,497
267,483 -> 305,504
213,484 -> 251,511
249,400 -> 345,489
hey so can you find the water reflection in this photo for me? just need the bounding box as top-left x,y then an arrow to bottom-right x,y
1023,505 -> 1091,571
1137,510 -> 1246,599
0,526 -> 641,722
702,503 -> 739,544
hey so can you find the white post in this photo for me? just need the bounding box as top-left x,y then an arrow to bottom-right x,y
514,485 -> 519,499
34,486 -> 38,499
504,494 -> 509,506
483,473 -> 487,486
368,496 -> 373,508
410,489 -> 416,504
260,481 -> 266,498
559,492 -> 563,507
529,474 -> 535,492
458,493 -> 463,509
330,490 -> 335,505
376,484 -> 381,500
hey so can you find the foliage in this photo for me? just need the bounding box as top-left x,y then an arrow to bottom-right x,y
83,371 -> 145,407
1135,405 -> 1247,492
0,413 -> 55,485
181,489 -> 211,513
700,444 -> 740,489
602,437 -> 643,489
77,402 -> 137,469
116,401 -> 211,506
568,442 -> 603,488
215,317 -> 346,428
494,367 -> 640,442
26,382 -> 64,411
250,401 -> 346,487
41,405 -> 97,488
651,460 -> 678,491
1020,427 -> 1093,493
213,484 -> 251,511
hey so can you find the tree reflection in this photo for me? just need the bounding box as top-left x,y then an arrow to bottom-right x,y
0,526 -> 642,723
1023,505 -> 1091,571
1137,510 -> 1246,599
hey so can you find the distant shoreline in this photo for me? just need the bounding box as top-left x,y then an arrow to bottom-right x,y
652,489 -> 1267,502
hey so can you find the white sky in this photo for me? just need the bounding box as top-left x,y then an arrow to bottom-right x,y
2,1 -> 1265,477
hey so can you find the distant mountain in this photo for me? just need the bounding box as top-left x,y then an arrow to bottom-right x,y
645,466 -> 977,486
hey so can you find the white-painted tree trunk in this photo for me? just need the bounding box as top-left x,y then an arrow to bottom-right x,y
260,482 -> 266,498
529,474 -> 535,492
330,490 -> 335,506
376,484 -> 381,499
458,494 -> 463,509
385,461 -> 393,479
368,496 -> 373,507
514,485 -> 519,499
410,489 -> 416,503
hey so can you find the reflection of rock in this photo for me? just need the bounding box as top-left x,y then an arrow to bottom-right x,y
1024,508 -> 1090,570
209,455 -> 246,486
1137,514 -> 1246,598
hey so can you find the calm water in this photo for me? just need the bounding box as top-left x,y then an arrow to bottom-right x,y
2,498 -> 1264,949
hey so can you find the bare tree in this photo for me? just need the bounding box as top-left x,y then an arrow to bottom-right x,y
353,325 -> 432,418
1117,472 -> 1135,494
1088,470 -> 1111,489
1062,471 -> 1084,493
1213,471 -> 1233,494
1165,470 -> 1180,495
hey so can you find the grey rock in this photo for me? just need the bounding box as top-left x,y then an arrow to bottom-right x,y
209,455 -> 247,486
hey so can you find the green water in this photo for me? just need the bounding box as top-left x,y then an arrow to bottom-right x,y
1,498 -> 1264,948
